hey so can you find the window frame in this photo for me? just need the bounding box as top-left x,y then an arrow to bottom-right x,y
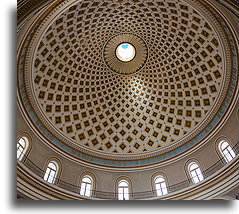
17,137 -> 27,161
43,158 -> 61,184
17,134 -> 31,161
117,179 -> 130,200
43,161 -> 58,184
219,140 -> 236,163
154,175 -> 168,196
80,175 -> 93,197
188,162 -> 204,184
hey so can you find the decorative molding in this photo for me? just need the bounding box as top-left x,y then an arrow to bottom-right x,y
17,153 -> 239,200
17,0 -> 239,168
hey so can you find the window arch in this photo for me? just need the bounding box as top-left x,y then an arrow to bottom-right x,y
219,141 -> 235,163
17,137 -> 29,161
118,180 -> 129,200
43,161 -> 58,184
154,176 -> 168,196
188,162 -> 204,184
80,175 -> 93,197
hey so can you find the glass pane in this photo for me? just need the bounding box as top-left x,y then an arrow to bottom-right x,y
155,183 -> 161,190
43,173 -> 48,181
190,163 -> 198,170
195,168 -> 201,175
193,176 -> 199,184
17,150 -> 21,159
223,149 -> 229,156
162,187 -> 168,195
155,183 -> 162,196
44,168 -> 50,181
191,170 -> 197,178
49,162 -> 56,170
18,146 -> 23,153
118,187 -> 123,194
118,188 -> 123,200
86,183 -> 91,189
228,147 -> 236,158
221,142 -> 228,150
124,187 -> 129,195
85,189 -> 90,197
156,189 -> 162,196
50,170 -> 56,178
124,188 -> 129,200
48,174 -> 54,183
161,182 -> 166,189
198,173 -> 204,181
85,184 -> 91,197
80,183 -> 86,195
225,153 -> 233,162
155,177 -> 164,183
19,138 -> 25,147
160,182 -> 167,195
17,147 -> 23,159
82,177 -> 91,183
119,181 -> 128,187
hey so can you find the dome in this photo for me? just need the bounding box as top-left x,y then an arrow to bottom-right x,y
17,0 -> 239,200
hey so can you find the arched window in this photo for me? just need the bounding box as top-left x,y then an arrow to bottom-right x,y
219,141 -> 235,163
155,176 -> 168,196
43,161 -> 58,184
80,175 -> 93,197
118,180 -> 129,200
17,137 -> 28,161
189,162 -> 204,184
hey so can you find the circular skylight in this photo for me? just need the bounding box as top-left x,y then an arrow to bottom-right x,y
116,43 -> 136,62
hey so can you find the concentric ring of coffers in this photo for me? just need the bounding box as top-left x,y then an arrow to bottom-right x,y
17,0 -> 238,166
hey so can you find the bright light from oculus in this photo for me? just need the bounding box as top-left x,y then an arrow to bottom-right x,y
116,43 -> 136,62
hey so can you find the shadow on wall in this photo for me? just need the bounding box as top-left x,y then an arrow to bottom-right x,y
13,197 -> 234,207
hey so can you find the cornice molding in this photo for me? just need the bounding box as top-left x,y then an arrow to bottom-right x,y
17,0 -> 239,169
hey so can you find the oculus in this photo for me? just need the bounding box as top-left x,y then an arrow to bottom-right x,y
116,43 -> 136,62
103,33 -> 148,75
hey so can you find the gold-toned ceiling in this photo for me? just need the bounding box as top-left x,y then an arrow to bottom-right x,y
30,0 -> 226,156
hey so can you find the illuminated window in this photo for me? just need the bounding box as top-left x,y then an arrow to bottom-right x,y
116,43 -> 135,62
155,176 -> 168,196
220,141 -> 235,163
189,162 -> 204,184
118,180 -> 129,200
17,137 -> 28,161
80,176 -> 92,197
44,162 -> 58,184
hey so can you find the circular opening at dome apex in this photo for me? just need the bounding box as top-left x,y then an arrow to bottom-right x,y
116,43 -> 136,62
